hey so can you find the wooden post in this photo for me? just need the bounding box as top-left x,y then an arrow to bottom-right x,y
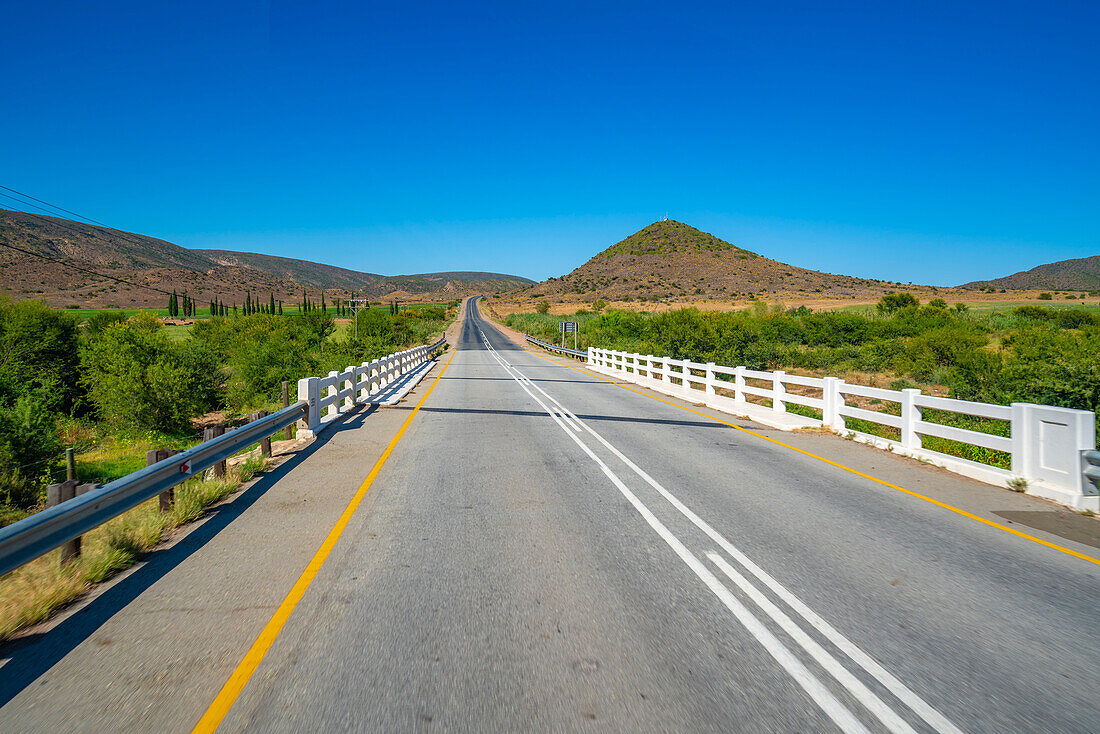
251,411 -> 271,457
65,447 -> 75,481
147,449 -> 179,512
282,380 -> 292,440
47,479 -> 80,564
203,424 -> 226,478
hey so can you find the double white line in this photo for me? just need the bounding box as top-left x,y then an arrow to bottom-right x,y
482,334 -> 964,734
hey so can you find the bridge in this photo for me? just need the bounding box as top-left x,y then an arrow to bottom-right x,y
1,298 -> 1098,732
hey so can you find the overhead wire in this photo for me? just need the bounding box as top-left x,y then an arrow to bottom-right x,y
0,189 -> 184,297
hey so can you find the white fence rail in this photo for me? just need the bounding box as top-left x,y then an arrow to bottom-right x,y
588,347 -> 1098,511
298,338 -> 446,437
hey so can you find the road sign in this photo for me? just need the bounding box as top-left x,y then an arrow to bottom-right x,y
559,321 -> 579,349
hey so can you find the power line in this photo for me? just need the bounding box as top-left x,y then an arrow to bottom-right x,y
0,236 -> 176,297
0,185 -> 112,229
0,188 -> 192,299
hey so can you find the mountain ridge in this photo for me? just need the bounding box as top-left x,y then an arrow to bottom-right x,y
960,255 -> 1100,290
0,209 -> 532,307
522,220 -> 946,302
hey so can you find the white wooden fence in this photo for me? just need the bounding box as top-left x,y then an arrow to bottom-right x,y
588,347 -> 1098,511
297,338 -> 446,437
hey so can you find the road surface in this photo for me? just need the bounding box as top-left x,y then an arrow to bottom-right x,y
2,298 -> 1098,733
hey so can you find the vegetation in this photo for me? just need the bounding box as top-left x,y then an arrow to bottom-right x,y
0,297 -> 455,526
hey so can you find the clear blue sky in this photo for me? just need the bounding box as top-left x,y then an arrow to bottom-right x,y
3,1 -> 1097,285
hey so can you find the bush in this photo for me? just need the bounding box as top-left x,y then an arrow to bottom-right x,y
1038,292 -> 1053,300
536,301 -> 550,314
81,314 -> 222,432
876,292 -> 919,315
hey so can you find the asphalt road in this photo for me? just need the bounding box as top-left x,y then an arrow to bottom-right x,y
2,298 -> 1098,733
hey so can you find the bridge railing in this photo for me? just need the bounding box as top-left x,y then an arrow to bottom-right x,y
297,337 -> 447,436
525,335 -> 587,359
588,347 -> 1098,511
0,337 -> 449,577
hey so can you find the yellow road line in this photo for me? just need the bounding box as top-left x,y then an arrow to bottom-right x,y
526,348 -> 1100,567
192,348 -> 457,733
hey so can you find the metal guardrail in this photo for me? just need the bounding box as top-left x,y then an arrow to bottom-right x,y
1084,450 -> 1100,489
0,401 -> 308,577
526,335 -> 588,359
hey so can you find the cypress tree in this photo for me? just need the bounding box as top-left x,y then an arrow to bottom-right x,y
321,292 -> 327,313
278,300 -> 283,316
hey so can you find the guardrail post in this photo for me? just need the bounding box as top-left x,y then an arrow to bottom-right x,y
734,366 -> 745,402
297,377 -> 320,436
47,479 -> 80,563
250,411 -> 272,456
203,424 -> 227,477
662,357 -> 671,384
147,448 -> 181,511
705,362 -> 716,396
901,388 -> 922,449
773,371 -> 786,413
587,347 -> 595,366
282,381 -> 292,440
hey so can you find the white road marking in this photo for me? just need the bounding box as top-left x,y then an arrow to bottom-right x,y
523,366 -> 965,734
483,331 -> 965,734
481,336 -> 870,733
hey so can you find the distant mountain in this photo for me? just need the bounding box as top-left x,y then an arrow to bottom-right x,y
524,220 -> 933,301
960,255 -> 1100,290
0,209 -> 532,308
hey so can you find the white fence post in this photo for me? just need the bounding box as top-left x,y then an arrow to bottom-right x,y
823,377 -> 846,432
773,370 -> 786,413
297,376 -> 320,435
734,366 -> 745,402
705,362 -> 716,397
587,347 -> 595,366
326,371 -> 339,421
662,357 -> 671,384
343,367 -> 356,411
359,361 -> 371,401
682,360 -> 691,390
901,388 -> 922,449
1010,403 -> 1030,478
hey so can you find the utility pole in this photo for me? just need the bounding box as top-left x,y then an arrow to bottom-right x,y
346,294 -> 370,340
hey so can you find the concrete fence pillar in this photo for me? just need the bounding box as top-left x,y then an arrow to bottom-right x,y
298,376 -> 320,435
358,362 -> 371,401
734,366 -> 746,402
587,347 -> 595,366
773,371 -> 787,413
682,360 -> 691,390
705,363 -> 716,396
901,388 -> 922,449
823,377 -> 846,432
343,367 -> 357,411
326,371 -> 340,421
662,357 -> 671,384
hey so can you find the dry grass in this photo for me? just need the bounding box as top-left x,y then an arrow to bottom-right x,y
0,454 -> 266,642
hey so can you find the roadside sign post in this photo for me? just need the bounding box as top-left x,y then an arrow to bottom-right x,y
560,321 -> 578,350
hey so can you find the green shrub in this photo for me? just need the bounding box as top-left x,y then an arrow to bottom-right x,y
81,313 -> 222,432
